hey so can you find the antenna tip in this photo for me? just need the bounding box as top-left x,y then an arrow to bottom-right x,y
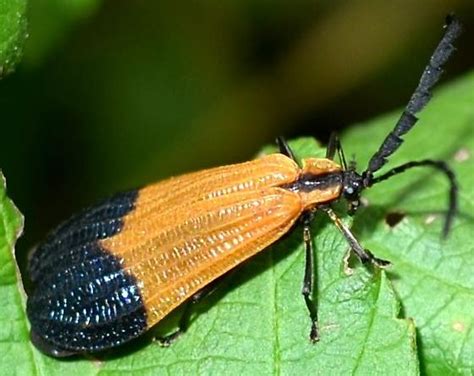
445,14 -> 463,34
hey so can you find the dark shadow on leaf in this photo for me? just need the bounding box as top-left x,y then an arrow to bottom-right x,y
416,327 -> 427,376
385,211 -> 405,227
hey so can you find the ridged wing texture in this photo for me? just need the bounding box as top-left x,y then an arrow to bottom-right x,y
101,153 -> 303,326
26,190 -> 148,352
105,189 -> 302,327
28,190 -> 138,283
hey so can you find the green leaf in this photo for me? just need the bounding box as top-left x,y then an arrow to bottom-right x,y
0,0 -> 27,77
4,72 -> 473,375
0,171 -> 29,373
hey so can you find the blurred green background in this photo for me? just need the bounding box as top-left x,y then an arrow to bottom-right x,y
1,0 -> 473,264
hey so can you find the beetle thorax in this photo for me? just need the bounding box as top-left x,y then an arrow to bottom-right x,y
280,158 -> 343,209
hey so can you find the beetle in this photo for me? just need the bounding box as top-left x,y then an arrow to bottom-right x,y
26,16 -> 461,357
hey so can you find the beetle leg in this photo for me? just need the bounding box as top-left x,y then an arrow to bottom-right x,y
326,132 -> 339,160
156,276 -> 224,346
322,207 -> 390,267
301,212 -> 319,343
326,132 -> 348,170
276,136 -> 297,162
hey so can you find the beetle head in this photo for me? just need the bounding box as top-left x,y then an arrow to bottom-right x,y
342,168 -> 364,215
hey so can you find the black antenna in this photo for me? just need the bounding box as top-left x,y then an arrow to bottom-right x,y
370,159 -> 457,237
359,16 -> 462,237
364,15 -> 463,178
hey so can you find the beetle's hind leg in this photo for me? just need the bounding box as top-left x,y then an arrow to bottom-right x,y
156,277 -> 224,347
301,213 -> 320,343
322,207 -> 390,267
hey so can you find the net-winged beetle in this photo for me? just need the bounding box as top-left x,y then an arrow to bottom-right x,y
26,16 -> 461,357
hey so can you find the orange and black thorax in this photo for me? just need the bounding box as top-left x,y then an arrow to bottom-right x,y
27,154 -> 344,355
281,171 -> 343,202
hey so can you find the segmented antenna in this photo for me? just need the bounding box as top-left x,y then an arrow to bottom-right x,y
364,16 -> 463,177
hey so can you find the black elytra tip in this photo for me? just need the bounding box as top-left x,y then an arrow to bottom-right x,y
28,190 -> 139,283
26,190 -> 150,356
30,330 -> 77,358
